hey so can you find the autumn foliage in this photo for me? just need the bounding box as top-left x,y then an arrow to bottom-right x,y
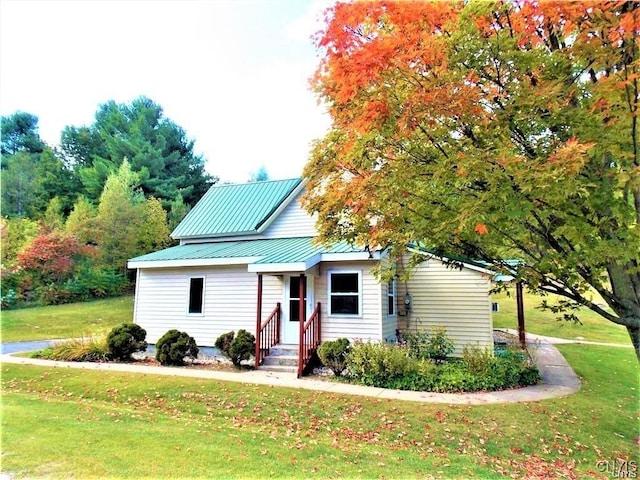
15,232 -> 89,283
304,1 -> 640,356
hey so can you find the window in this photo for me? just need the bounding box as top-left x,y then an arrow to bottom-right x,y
188,277 -> 204,314
387,279 -> 396,317
289,276 -> 307,322
329,271 -> 360,316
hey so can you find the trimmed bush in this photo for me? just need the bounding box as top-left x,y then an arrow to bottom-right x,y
214,331 -> 235,358
229,329 -> 255,367
215,330 -> 255,368
107,323 -> 147,361
317,338 -> 351,376
155,329 -> 199,366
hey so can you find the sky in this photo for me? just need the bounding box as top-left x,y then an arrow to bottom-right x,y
0,0 -> 333,183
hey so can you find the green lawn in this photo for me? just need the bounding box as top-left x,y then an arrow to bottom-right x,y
492,288 -> 631,345
2,344 -> 638,479
0,296 -> 134,343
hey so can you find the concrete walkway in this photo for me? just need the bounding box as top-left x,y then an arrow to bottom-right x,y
499,328 -> 633,348
0,336 -> 582,404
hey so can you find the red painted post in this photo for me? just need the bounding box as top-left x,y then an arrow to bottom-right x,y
255,274 -> 263,368
275,302 -> 281,344
316,302 -> 321,346
298,273 -> 306,377
516,281 -> 526,349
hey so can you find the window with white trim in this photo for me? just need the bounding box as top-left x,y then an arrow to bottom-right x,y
387,279 -> 396,317
328,271 -> 361,316
188,277 -> 205,315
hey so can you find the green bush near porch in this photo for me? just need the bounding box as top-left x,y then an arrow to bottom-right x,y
343,340 -> 539,393
155,330 -> 199,366
214,330 -> 255,368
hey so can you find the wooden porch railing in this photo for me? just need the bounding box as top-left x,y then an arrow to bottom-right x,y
255,303 -> 281,368
298,302 -> 321,378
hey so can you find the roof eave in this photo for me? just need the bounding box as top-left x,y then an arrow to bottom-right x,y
407,246 -> 495,275
127,256 -> 259,270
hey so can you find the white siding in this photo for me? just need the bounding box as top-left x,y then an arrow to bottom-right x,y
315,261 -> 383,342
134,266 -> 282,345
261,194 -> 318,238
398,257 -> 493,355
381,280 -> 399,342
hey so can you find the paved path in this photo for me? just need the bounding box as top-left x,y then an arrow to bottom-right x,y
0,336 -> 582,404
0,340 -> 60,355
498,328 -> 633,348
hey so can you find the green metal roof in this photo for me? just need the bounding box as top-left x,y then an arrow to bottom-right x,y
128,237 -> 369,272
171,178 -> 303,239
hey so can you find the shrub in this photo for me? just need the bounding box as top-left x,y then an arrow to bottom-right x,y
399,327 -> 455,363
71,267 -> 127,299
214,331 -> 235,358
215,330 -> 255,368
317,338 -> 351,376
155,329 -> 199,366
424,326 -> 455,363
346,341 -> 414,385
0,288 -> 18,309
107,323 -> 147,361
34,283 -> 75,306
403,331 -> 432,360
343,340 -> 540,393
34,336 -> 110,362
230,329 -> 256,367
462,345 -> 496,375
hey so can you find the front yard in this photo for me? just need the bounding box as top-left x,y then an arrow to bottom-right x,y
1,292 -> 638,478
2,344 -> 638,479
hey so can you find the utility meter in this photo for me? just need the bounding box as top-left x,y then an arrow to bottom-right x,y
404,293 -> 412,311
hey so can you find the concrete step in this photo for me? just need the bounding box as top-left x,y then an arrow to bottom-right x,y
260,364 -> 298,374
259,344 -> 299,372
267,345 -> 298,356
262,354 -> 298,367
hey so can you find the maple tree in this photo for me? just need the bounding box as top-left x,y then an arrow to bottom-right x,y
15,232 -> 87,285
303,1 -> 640,358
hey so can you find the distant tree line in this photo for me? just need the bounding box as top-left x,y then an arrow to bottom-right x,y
1,97 -> 217,308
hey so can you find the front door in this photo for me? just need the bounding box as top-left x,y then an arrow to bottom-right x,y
282,275 -> 314,344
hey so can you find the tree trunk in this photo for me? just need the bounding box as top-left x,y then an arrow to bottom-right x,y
627,323 -> 640,362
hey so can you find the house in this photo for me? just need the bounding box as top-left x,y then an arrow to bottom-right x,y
127,178 -> 494,376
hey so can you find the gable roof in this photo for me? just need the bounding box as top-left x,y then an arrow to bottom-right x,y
171,178 -> 303,240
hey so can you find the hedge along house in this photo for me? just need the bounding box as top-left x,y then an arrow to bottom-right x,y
128,178 -> 494,376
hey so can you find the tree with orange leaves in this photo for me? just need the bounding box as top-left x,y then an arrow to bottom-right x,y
303,1 -> 640,358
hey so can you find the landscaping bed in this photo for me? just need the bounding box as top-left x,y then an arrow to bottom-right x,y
316,329 -> 541,393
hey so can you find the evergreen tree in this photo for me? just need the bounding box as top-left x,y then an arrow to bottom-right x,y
61,96 -> 216,208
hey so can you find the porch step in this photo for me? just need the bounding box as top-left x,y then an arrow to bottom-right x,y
267,344 -> 298,356
260,364 -> 298,374
259,344 -> 298,374
262,354 -> 298,367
